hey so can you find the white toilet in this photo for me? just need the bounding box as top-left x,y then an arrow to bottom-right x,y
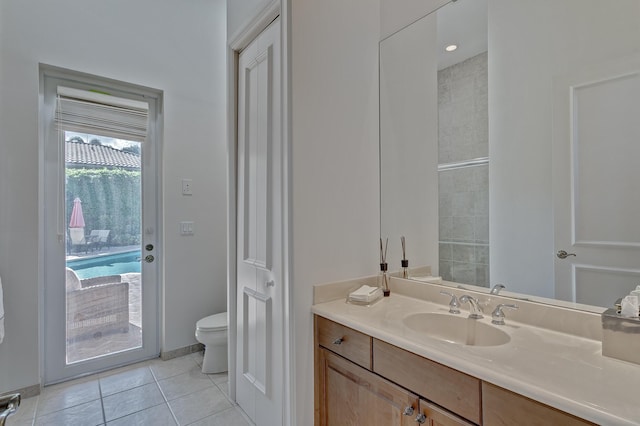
195,312 -> 228,374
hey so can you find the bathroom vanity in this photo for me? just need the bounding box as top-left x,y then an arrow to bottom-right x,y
312,278 -> 640,425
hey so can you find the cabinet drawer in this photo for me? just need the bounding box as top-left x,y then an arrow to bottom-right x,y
315,316 -> 372,369
482,382 -> 595,426
373,339 -> 481,425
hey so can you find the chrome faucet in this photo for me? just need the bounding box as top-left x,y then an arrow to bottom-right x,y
490,284 -> 505,295
491,304 -> 519,325
439,291 -> 460,314
459,295 -> 483,319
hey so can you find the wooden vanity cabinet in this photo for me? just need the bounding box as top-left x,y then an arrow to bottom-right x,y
315,316 -> 475,425
316,347 -> 419,425
315,315 -> 597,426
482,383 -> 595,426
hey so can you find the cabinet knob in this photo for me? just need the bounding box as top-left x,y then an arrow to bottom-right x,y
415,413 -> 427,424
402,406 -> 414,416
332,337 -> 344,345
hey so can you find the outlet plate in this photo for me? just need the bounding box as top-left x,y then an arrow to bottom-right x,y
182,179 -> 193,195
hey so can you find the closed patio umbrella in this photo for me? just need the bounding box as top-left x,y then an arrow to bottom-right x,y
69,197 -> 85,228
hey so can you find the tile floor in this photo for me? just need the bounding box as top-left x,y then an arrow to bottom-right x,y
6,352 -> 251,426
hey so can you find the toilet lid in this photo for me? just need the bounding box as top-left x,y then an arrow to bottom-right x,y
197,312 -> 227,331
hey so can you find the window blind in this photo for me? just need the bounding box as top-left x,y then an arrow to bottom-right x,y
56,86 -> 149,142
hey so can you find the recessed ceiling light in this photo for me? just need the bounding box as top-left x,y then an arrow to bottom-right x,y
445,44 -> 458,52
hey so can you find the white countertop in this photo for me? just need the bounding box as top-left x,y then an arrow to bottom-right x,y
312,293 -> 640,425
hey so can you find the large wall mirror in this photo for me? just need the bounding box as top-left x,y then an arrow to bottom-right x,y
380,0 -> 640,310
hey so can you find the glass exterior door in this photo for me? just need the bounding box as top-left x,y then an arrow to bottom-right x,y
42,70 -> 160,384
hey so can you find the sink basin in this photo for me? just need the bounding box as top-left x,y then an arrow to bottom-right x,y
402,313 -> 510,346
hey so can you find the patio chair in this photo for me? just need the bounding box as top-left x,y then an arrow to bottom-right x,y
68,228 -> 94,254
88,229 -> 110,251
65,268 -> 129,341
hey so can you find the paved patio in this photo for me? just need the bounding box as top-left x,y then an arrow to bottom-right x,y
66,248 -> 144,364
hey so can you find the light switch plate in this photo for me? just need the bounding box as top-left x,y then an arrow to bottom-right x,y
180,221 -> 194,235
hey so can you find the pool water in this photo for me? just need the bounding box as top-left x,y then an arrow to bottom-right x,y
67,250 -> 141,279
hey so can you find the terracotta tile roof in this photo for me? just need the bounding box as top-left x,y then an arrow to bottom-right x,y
65,141 -> 140,170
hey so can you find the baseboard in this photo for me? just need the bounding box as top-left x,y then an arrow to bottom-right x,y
0,383 -> 41,399
160,343 -> 204,361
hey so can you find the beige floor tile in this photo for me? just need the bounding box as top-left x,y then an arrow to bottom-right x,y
216,381 -> 230,401
206,372 -> 228,385
158,366 -> 214,401
188,407 -> 252,426
37,379 -> 101,416
167,386 -> 231,425
190,351 -> 204,367
150,356 -> 199,381
102,382 -> 164,422
5,417 -> 36,426
106,403 -> 177,426
99,366 -> 154,396
34,399 -> 104,426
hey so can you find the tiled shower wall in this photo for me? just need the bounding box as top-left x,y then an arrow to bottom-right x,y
438,52 -> 489,287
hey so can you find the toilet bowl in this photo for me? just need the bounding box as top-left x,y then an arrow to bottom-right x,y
195,312 -> 228,374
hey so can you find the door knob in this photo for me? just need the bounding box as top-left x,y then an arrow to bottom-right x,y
556,250 -> 576,259
145,244 -> 154,251
144,255 -> 155,263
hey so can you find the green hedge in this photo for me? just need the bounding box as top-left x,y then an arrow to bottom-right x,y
66,168 -> 141,246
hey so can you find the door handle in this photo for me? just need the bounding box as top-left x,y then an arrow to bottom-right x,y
144,255 -> 155,263
266,280 -> 275,287
556,250 -> 576,259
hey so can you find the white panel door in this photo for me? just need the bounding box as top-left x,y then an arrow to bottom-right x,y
236,17 -> 283,426
553,56 -> 640,306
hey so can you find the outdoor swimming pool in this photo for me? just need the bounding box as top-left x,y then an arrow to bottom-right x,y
67,250 -> 141,279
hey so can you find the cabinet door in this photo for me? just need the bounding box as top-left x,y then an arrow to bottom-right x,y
317,348 -> 418,426
418,399 -> 475,426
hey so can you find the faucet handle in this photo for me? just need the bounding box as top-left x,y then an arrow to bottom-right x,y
491,304 -> 519,325
440,291 -> 460,314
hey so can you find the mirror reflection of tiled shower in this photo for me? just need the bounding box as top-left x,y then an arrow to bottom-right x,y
438,52 -> 489,287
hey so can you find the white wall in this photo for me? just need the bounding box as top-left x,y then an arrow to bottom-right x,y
227,0 -> 272,39
290,0 -> 380,423
0,0 -> 227,394
379,0 -> 449,41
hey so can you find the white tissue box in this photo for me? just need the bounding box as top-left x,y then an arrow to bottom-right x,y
346,285 -> 383,306
602,308 -> 640,365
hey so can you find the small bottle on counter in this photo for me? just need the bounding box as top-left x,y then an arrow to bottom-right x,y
379,262 -> 390,297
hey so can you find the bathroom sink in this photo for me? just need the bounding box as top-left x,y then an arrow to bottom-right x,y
402,313 -> 510,347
